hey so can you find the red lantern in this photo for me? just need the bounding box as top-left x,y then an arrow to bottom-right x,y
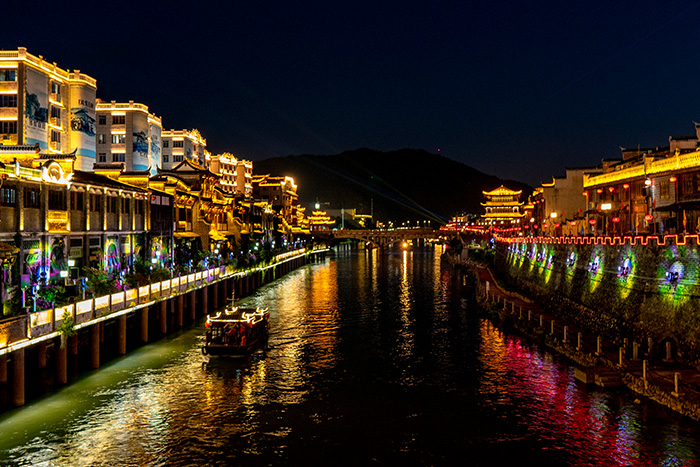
612,217 -> 620,223
645,214 -> 653,221
623,184 -> 630,189
555,223 -> 560,227
543,223 -> 548,228
670,176 -> 677,183
596,189 -> 603,194
608,187 -> 615,193
534,224 -> 539,229
589,219 -> 597,225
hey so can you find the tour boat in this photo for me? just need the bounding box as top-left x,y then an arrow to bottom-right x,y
202,299 -> 270,357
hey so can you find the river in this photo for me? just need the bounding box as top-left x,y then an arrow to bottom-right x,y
0,245 -> 699,466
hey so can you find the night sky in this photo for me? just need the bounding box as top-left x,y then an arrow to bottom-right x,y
6,0 -> 700,185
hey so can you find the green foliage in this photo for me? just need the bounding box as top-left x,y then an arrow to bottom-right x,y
83,267 -> 119,296
56,310 -> 76,337
3,286 -> 23,317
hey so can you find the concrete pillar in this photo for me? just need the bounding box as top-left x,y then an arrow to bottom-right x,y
577,332 -> 582,350
37,341 -> 47,369
11,349 -> 24,406
619,347 -> 624,367
202,286 -> 209,314
539,315 -> 543,328
528,310 -> 531,321
176,294 -> 184,328
596,336 -> 602,355
0,355 -> 6,386
674,372 -> 681,397
90,324 -> 100,369
189,290 -> 196,321
643,360 -> 649,389
550,320 -> 555,335
563,326 -> 567,343
56,335 -> 67,385
141,308 -> 149,343
160,300 -> 167,334
118,314 -> 127,355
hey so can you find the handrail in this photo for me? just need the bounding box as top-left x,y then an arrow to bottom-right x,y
20,248 -> 310,342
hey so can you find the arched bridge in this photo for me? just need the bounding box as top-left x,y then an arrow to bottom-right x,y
313,228 -> 485,252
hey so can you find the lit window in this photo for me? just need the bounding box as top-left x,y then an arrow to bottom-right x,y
112,153 -> 125,162
0,69 -> 16,81
0,95 -> 17,107
112,134 -> 126,144
112,115 -> 125,125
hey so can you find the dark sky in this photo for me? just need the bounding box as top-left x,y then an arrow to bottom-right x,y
7,0 -> 700,185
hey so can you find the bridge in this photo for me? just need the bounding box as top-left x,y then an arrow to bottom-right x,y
314,228 -> 486,252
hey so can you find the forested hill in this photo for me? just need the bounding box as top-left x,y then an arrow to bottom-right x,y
253,148 -> 532,224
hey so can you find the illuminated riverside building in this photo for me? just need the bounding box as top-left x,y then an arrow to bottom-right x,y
307,210 -> 335,231
529,167 -> 602,236
0,47 -> 97,171
0,145 -> 151,308
161,129 -> 208,170
95,100 -> 162,174
478,185 -> 525,230
207,152 -> 253,197
252,175 -> 299,230
583,127 -> 700,236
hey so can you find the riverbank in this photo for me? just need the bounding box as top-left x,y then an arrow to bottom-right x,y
458,259 -> 700,422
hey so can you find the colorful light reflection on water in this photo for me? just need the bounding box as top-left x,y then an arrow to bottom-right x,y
0,246 -> 698,466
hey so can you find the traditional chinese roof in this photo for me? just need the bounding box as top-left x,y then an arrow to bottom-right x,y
482,185 -> 522,196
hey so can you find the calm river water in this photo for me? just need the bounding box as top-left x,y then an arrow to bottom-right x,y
0,245 -> 699,466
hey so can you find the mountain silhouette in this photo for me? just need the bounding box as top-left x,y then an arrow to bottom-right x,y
253,148 -> 532,224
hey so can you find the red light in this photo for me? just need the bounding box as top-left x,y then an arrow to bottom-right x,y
524,225 -> 529,229
670,176 -> 677,183
608,187 -> 615,193
543,223 -> 548,228
589,219 -> 597,225
555,223 -> 560,227
596,189 -> 603,193
623,184 -> 630,189
612,217 -> 620,223
645,214 -> 653,221
534,224 -> 539,229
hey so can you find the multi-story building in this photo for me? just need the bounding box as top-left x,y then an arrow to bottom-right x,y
252,175 -> 298,227
0,144 -> 152,309
161,129 -> 207,170
95,100 -> 162,174
207,153 -> 253,197
479,185 -> 525,230
529,167 -> 602,236
0,47 -> 97,171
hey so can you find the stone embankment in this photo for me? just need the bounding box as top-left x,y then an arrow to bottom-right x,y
463,260 -> 700,422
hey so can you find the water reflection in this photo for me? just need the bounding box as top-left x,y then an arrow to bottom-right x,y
0,247 -> 699,466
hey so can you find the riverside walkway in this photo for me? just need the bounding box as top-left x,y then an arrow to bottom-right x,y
474,265 -> 700,422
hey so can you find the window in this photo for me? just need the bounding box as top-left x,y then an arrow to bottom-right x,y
98,153 -> 107,163
163,154 -> 169,163
660,181 -> 670,199
70,191 -> 84,211
23,187 -> 40,208
98,115 -> 107,125
112,115 -> 125,125
0,95 -> 17,107
90,194 -> 102,212
107,196 -> 117,213
112,153 -> 125,162
173,140 -> 184,148
48,189 -> 66,210
50,106 -> 61,119
684,175 -> 693,196
112,134 -> 126,144
174,155 -> 183,162
163,141 -> 169,148
51,81 -> 60,95
98,134 -> 106,144
0,186 -> 16,206
0,121 -> 17,134
50,130 -> 60,143
0,69 -> 16,81
122,198 -> 130,214
135,200 -> 144,215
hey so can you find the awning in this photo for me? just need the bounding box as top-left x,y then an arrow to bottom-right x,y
174,232 -> 201,238
655,200 -> 700,212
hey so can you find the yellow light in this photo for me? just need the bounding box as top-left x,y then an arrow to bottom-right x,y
601,203 -> 612,210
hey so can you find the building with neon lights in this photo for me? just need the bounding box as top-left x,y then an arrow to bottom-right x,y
0,47 -> 97,172
479,185 -> 525,228
95,99 -> 162,174
161,129 -> 208,170
207,152 -> 253,197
